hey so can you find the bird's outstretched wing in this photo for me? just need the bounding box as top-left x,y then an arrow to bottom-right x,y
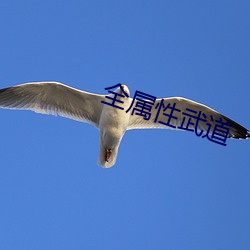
128,97 -> 250,139
0,82 -> 105,127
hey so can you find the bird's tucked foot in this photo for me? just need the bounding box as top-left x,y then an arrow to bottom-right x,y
105,149 -> 112,162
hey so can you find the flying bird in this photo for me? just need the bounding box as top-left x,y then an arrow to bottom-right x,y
0,82 -> 249,168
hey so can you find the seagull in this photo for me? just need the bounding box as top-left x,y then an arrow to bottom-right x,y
0,82 -> 249,168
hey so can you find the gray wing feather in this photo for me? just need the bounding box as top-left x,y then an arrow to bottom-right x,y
0,82 -> 105,127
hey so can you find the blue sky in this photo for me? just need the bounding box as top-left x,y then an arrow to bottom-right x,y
0,1 -> 249,249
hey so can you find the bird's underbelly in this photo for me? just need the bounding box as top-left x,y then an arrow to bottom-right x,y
101,127 -> 124,147
99,105 -> 130,147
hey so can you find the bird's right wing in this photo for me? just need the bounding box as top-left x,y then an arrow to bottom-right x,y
128,97 -> 250,139
0,82 -> 105,127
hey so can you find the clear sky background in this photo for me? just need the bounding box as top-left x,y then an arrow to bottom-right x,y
0,1 -> 249,249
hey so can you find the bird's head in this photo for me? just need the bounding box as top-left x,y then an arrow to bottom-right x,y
120,84 -> 130,98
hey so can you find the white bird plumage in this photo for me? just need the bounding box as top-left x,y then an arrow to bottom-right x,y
0,82 -> 249,168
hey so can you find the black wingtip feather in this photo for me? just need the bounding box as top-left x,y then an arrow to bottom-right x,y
221,115 -> 250,139
247,131 -> 250,138
0,88 -> 8,94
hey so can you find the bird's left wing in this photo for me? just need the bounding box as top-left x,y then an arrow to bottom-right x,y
127,97 -> 250,139
0,82 -> 105,127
